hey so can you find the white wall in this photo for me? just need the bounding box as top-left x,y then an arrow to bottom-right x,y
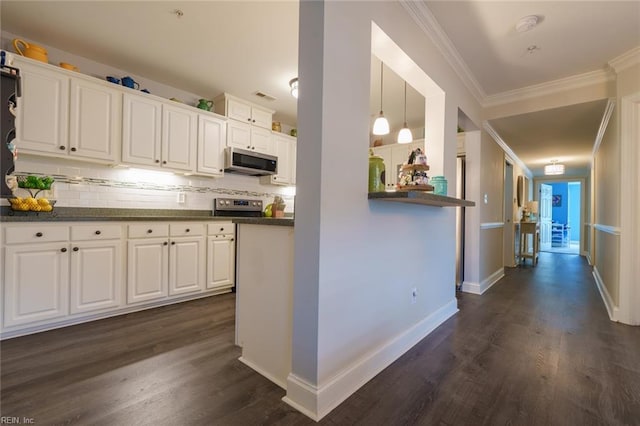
287,1 -> 482,420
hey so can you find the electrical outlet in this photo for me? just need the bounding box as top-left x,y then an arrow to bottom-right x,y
411,287 -> 417,304
177,192 -> 186,204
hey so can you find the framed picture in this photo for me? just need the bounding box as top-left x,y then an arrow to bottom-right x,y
552,194 -> 562,207
517,175 -> 524,207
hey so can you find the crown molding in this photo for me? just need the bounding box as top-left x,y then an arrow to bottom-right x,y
592,98 -> 616,159
608,46 -> 640,73
483,121 -> 533,179
400,0 -> 485,105
483,69 -> 616,108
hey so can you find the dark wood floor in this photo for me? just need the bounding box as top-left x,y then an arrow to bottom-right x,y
2,253 -> 639,425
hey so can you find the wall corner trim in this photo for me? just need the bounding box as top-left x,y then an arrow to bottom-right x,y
399,0 -> 485,105
462,268 -> 504,295
480,222 -> 505,229
608,46 -> 640,74
284,298 -> 459,421
593,223 -> 621,236
592,267 -> 619,322
592,98 -> 616,158
483,122 -> 533,179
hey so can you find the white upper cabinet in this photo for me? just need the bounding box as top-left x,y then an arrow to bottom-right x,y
69,77 -> 122,162
15,57 -> 121,164
122,93 -> 197,173
15,59 -> 69,154
216,94 -> 274,130
262,133 -> 295,185
122,93 -> 162,167
162,103 -> 197,172
250,127 -> 274,154
197,114 -> 227,177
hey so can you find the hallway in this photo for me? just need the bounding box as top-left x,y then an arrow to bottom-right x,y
1,253 -> 638,425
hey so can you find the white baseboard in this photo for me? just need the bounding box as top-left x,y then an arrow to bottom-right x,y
592,267 -> 619,321
238,356 -> 287,390
283,298 -> 459,421
461,268 -> 504,295
461,281 -> 481,294
583,251 -> 592,265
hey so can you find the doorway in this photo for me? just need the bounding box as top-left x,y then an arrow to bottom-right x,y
536,179 -> 583,255
503,161 -> 515,266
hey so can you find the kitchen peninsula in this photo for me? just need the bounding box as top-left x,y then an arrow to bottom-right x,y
0,207 -> 292,340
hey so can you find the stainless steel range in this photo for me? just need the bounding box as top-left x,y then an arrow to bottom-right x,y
213,198 -> 263,217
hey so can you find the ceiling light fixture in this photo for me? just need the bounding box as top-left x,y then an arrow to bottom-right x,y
289,78 -> 298,99
397,81 -> 413,144
544,160 -> 565,175
516,15 -> 539,33
373,62 -> 390,135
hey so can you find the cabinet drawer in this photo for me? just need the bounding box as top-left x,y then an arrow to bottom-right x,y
128,223 -> 169,238
170,223 -> 205,237
208,222 -> 235,235
5,225 -> 69,244
71,224 -> 122,241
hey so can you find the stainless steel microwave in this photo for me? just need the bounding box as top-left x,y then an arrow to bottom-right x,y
224,147 -> 277,176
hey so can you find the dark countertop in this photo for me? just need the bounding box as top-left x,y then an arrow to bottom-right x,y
233,217 -> 294,227
0,207 -> 294,225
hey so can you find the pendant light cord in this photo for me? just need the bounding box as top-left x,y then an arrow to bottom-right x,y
403,82 -> 407,122
380,62 -> 384,113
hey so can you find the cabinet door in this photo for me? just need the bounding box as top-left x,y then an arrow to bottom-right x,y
122,93 -> 162,167
69,78 -> 122,162
270,135 -> 292,185
207,235 -> 235,290
69,240 -> 123,314
127,238 -> 168,304
162,104 -> 197,171
169,237 -> 205,296
250,127 -> 274,155
251,107 -> 272,129
291,139 -> 297,185
197,114 -> 226,176
227,120 -> 251,150
4,243 -> 69,327
15,60 -> 69,154
226,97 -> 252,123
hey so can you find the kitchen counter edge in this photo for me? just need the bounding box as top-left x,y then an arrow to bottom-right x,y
0,207 -> 293,224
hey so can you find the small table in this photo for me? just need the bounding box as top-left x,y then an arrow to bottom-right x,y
519,221 -> 539,266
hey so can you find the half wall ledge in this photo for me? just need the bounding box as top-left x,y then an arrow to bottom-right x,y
368,191 -> 475,207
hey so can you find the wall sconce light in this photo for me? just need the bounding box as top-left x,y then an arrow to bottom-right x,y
544,160 -> 565,175
372,62 -> 390,135
289,78 -> 298,99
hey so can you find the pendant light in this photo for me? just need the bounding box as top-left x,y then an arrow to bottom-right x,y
397,81 -> 413,144
372,62 -> 390,135
544,160 -> 565,175
289,78 -> 298,99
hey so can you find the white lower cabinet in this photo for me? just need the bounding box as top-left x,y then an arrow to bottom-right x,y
4,242 -> 70,327
127,236 -> 169,304
168,223 -> 206,296
69,224 -> 124,314
70,239 -> 123,314
2,220 -> 234,336
207,237 -> 234,289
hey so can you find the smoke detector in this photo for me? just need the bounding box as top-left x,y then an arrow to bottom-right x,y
516,15 -> 540,33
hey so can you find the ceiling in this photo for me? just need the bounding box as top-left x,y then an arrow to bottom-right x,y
2,1 -> 639,177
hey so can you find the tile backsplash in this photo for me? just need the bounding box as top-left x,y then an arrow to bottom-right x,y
6,155 -> 295,213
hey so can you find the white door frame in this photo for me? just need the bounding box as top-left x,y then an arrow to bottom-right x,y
534,177 -> 587,254
618,92 -> 640,325
503,160 -> 515,267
